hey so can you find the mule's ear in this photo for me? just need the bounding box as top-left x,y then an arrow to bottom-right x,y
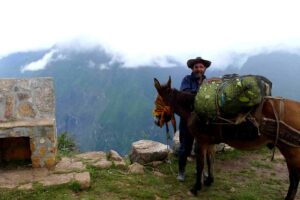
154,78 -> 161,90
167,76 -> 172,88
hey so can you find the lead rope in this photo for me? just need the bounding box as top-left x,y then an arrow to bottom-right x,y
165,122 -> 170,150
165,122 -> 174,168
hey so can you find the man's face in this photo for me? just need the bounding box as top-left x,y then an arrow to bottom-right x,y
192,63 -> 206,77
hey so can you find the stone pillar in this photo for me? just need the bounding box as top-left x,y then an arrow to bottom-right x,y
0,77 -> 57,168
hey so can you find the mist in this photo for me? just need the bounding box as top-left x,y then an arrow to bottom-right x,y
1,0 -> 300,69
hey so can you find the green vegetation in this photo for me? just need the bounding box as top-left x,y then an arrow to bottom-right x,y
0,149 -> 294,200
58,132 -> 78,156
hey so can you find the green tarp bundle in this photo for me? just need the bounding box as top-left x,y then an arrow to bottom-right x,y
194,74 -> 272,121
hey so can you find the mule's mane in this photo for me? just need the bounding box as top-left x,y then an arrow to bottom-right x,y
169,88 -> 196,109
166,88 -> 196,121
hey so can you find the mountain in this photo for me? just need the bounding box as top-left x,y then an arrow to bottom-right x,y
0,46 -> 299,154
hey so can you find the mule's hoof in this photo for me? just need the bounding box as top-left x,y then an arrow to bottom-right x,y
190,183 -> 202,196
204,176 -> 214,186
285,196 -> 295,200
190,188 -> 198,196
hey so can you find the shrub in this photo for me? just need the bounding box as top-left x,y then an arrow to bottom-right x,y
58,132 -> 77,155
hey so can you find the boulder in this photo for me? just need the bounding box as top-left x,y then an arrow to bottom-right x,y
129,140 -> 169,165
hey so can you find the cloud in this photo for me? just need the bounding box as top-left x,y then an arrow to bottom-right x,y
1,0 -> 300,69
99,64 -> 109,70
21,50 -> 66,72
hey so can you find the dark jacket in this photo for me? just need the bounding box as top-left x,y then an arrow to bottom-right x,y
180,72 -> 206,94
177,72 -> 206,163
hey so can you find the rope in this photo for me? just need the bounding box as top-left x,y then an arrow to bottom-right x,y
165,122 -> 170,150
165,122 -> 173,165
269,99 -> 281,161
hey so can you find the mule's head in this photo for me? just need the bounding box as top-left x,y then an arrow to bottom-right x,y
153,77 -> 177,132
154,76 -> 172,104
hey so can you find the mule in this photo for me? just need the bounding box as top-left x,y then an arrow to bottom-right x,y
153,77 -> 300,200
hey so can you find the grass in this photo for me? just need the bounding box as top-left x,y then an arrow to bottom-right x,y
0,148 -> 295,200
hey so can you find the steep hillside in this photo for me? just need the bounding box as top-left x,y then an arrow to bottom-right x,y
0,47 -> 299,154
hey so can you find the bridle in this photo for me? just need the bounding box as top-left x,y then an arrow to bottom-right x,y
152,94 -> 177,133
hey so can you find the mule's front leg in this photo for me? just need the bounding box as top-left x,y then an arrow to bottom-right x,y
190,148 -> 205,196
285,165 -> 299,200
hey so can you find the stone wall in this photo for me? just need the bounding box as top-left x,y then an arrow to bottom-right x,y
0,77 -> 57,168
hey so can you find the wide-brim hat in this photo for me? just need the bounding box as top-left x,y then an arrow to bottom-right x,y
187,57 -> 211,69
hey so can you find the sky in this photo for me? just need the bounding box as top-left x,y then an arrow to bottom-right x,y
1,0 -> 300,68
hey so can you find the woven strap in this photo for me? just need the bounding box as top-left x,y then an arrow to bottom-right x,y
268,97 -> 285,161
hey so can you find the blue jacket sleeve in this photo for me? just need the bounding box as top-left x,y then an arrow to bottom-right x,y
180,76 -> 192,92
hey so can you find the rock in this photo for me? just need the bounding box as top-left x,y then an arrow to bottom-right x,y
0,183 -> 18,189
54,157 -> 85,173
109,150 -> 123,162
224,144 -> 234,151
75,151 -> 107,164
39,173 -> 74,187
230,187 -> 236,193
74,172 -> 90,189
18,183 -> 33,190
114,160 -> 127,168
92,160 -> 112,169
187,157 -> 195,162
215,143 -> 226,153
108,150 -> 126,168
128,162 -> 144,174
75,151 -> 115,169
150,161 -> 164,167
129,140 -> 169,164
172,131 -> 180,155
0,164 -> 91,190
153,171 -> 166,177
17,102 -> 36,117
155,195 -> 162,200
38,172 -> 90,189
215,143 -> 234,153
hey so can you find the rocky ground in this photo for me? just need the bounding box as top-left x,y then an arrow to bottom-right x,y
0,140 -> 299,200
0,150 -> 128,190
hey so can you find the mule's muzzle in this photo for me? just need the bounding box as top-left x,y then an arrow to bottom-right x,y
154,116 -> 160,126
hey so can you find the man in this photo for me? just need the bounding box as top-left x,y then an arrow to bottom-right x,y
177,57 -> 211,181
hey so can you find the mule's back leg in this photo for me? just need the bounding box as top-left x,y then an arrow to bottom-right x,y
204,145 -> 215,186
191,144 -> 206,196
